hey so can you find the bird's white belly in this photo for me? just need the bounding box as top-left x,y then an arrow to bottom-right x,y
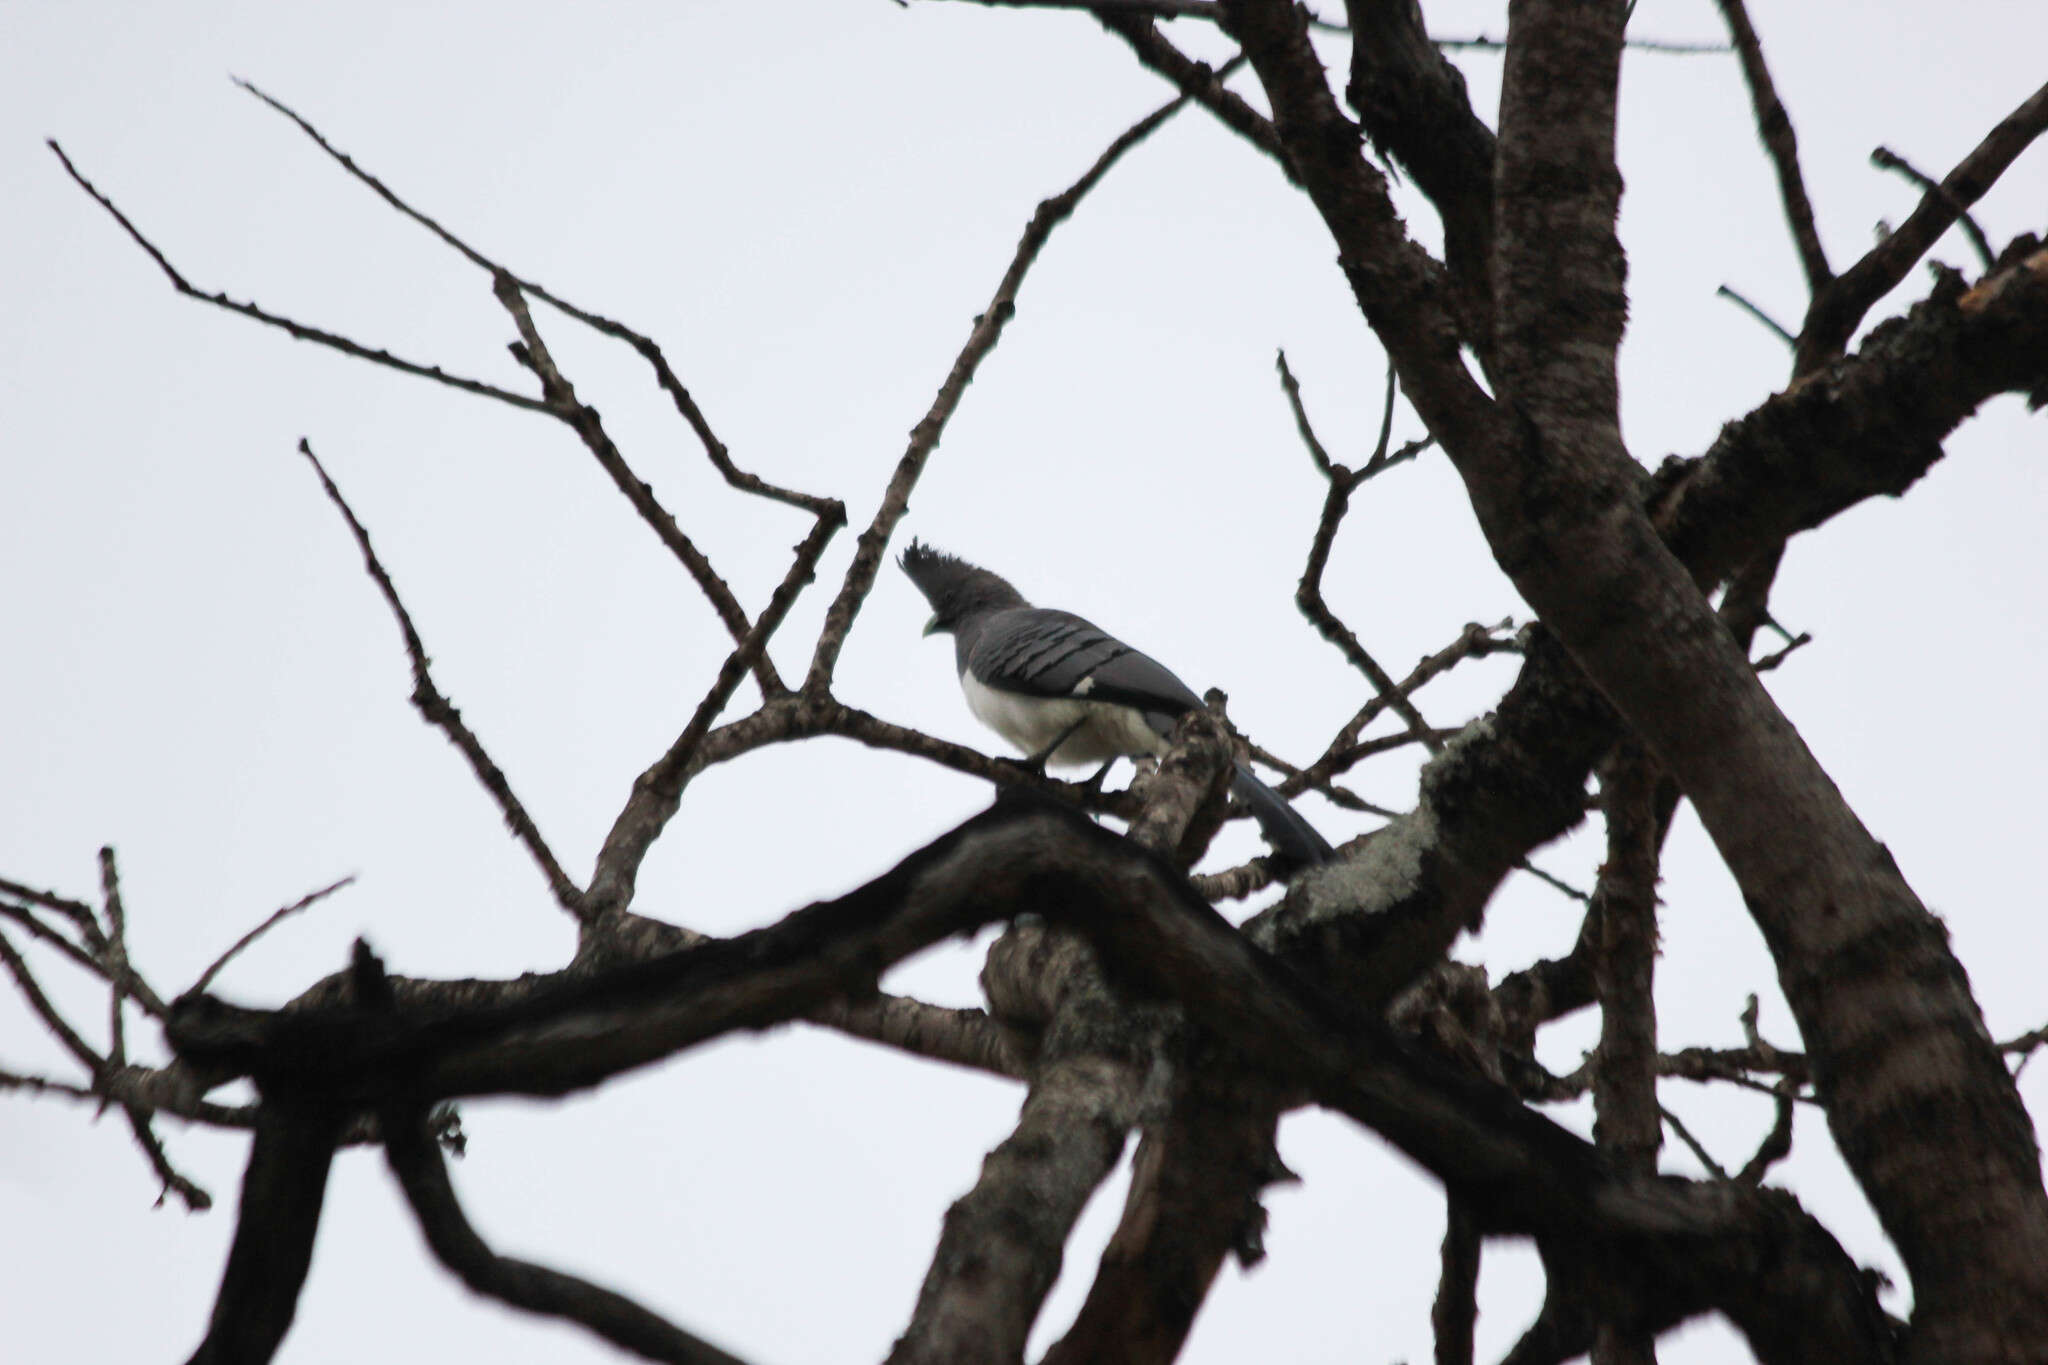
961,671 -> 1164,768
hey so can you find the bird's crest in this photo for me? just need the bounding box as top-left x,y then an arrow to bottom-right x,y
899,540 -> 1031,624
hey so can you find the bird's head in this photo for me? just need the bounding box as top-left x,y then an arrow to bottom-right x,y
899,540 -> 1030,636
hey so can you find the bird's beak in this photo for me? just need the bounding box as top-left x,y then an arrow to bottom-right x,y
922,614 -> 942,638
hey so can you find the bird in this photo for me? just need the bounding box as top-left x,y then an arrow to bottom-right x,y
900,540 -> 1333,872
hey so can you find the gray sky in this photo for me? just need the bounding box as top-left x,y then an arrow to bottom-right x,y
4,2 -> 2045,1362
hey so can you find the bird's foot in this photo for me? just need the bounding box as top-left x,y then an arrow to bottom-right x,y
1020,719 -> 1087,777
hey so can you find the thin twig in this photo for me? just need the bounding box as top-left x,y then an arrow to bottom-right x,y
1245,742 -> 1397,817
940,0 -> 1726,52
1752,631 -> 1812,672
2003,1018 -> 2048,1074
0,1068 -> 100,1103
583,509 -> 845,918
1516,860 -> 1591,905
1436,33 -> 1729,54
1798,77 -> 2048,368
1287,620 -> 1519,795
492,276 -> 786,698
190,876 -> 358,995
1319,727 -> 1466,778
1285,355 -> 1441,749
232,81 -> 838,522
47,141 -> 550,414
123,1105 -> 212,1211
0,879 -> 167,1018
946,0 -> 1221,17
1368,353 -> 1399,468
1713,0 -> 1831,295
1734,1082 -> 1797,1186
1659,1104 -> 1730,1180
800,76 -> 1205,695
1870,145 -> 1995,270
3,1062 -> 255,1128
0,875 -> 104,946
1097,19 -> 1280,165
297,440 -> 583,914
1275,348 -> 1335,475
0,928 -> 105,1076
1716,285 -> 1796,347
99,848 -> 127,1068
0,902 -> 103,977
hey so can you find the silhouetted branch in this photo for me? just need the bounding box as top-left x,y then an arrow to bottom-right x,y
802,74 -> 1205,695
1717,284 -> 1796,346
298,439 -> 582,914
191,876 -> 358,995
1735,1083 -> 1797,1186
1285,619 -> 1519,796
1284,352 -> 1441,749
1714,0 -> 1831,294
491,277 -> 782,697
1871,145 -> 1995,270
185,1104 -> 344,1365
1098,17 -> 1283,161
233,80 -> 840,523
1432,1196 -> 1481,1365
47,142 -> 549,414
1797,78 -> 2048,368
383,1103 -> 750,1365
1437,33 -> 1727,54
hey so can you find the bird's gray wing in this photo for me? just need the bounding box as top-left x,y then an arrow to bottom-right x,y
967,608 -> 1203,730
970,608 -> 1333,870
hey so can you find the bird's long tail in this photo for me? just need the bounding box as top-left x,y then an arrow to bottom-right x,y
1230,762 -> 1333,873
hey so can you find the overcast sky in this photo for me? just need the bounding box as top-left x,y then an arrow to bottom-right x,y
4,3 -> 2046,1363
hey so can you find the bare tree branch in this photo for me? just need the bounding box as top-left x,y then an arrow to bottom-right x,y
0,873 -> 169,1015
1432,1195 -> 1481,1365
1439,33 -> 1727,54
166,793 -> 1893,1360
191,876 -> 358,995
580,509 -> 842,919
1281,351 -> 1442,750
0,900 -> 105,979
801,77 -> 1203,695
383,1102 -> 750,1365
887,715 -> 1233,1365
185,1104 -> 343,1365
1589,746 -> 1662,1365
124,1104 -> 214,1212
1097,16 -> 1283,161
1342,0 -> 1503,363
491,277 -> 784,697
298,439 -> 583,914
99,847 -> 129,1067
1659,1103 -> 1731,1182
0,927 -> 105,1076
1716,283 -> 1796,346
1870,145 -> 1995,270
1713,0 -> 1832,293
47,141 -> 550,414
1797,78 -> 2048,369
1735,1082 -> 1798,1187
809,995 -> 1030,1078
1283,618 -> 1517,797
232,80 -> 841,523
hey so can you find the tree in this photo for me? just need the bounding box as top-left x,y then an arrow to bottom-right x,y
5,2 -> 2046,1362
